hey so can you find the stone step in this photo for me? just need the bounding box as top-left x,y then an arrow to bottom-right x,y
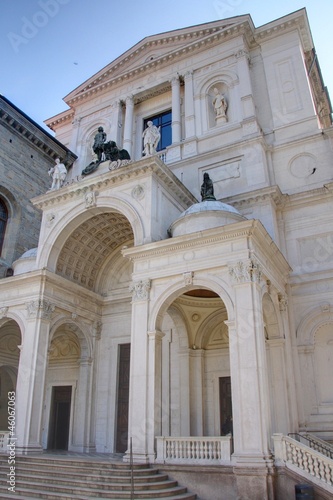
0,476 -> 180,492
1,483 -> 193,499
0,455 -> 196,499
0,491 -> 196,500
0,468 -> 168,484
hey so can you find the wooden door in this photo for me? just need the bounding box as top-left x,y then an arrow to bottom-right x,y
116,343 -> 131,453
48,386 -> 72,450
219,376 -> 233,436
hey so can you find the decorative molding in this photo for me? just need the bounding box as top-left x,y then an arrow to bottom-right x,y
26,299 -> 55,320
229,259 -> 262,284
131,184 -> 145,200
31,156 -> 197,210
129,279 -> 151,301
93,321 -> 102,341
278,293 -> 288,312
0,307 -> 9,318
84,190 -> 97,208
183,271 -> 193,286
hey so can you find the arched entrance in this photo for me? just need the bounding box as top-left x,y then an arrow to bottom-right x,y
161,288 -> 231,439
0,320 -> 21,448
43,322 -> 92,452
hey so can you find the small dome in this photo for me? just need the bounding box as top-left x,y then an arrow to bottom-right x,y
169,200 -> 246,237
17,248 -> 38,260
12,248 -> 38,275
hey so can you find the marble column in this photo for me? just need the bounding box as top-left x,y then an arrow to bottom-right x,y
15,299 -> 54,454
123,95 -> 134,157
147,330 -> 165,461
125,279 -> 151,463
170,75 -> 181,143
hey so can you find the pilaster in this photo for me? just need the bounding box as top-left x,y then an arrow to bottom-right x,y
125,279 -> 151,463
227,258 -> 272,465
123,95 -> 134,157
16,299 -> 54,454
147,329 -> 165,461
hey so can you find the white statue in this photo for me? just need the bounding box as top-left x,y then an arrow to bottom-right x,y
48,158 -> 67,190
142,121 -> 161,156
212,87 -> 228,121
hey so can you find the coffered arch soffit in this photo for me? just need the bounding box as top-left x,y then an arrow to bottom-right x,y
41,200 -> 144,273
54,211 -> 134,293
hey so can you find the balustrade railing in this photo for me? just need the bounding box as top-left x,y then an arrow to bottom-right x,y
273,433 -> 333,492
156,436 -> 232,465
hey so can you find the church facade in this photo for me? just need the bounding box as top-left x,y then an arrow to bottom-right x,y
1,8 -> 333,499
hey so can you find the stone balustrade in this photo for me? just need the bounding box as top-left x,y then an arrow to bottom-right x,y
155,436 -> 232,464
273,433 -> 333,493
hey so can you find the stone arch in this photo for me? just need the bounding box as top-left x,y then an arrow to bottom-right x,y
164,304 -> 190,349
149,276 -> 234,333
297,305 -> 333,421
262,293 -> 283,340
37,202 -> 144,293
48,317 -> 92,360
0,319 -> 21,430
195,308 -> 229,350
296,304 -> 333,346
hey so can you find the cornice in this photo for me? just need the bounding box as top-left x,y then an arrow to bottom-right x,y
285,183 -> 333,209
63,22 -> 254,109
45,109 -> 75,132
31,156 -> 197,210
0,98 -> 77,165
222,185 -> 286,210
254,10 -> 312,52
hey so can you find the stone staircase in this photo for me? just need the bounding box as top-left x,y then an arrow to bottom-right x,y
0,454 -> 196,499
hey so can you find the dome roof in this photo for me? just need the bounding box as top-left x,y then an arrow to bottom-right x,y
12,248 -> 38,275
169,200 -> 246,237
17,248 -> 38,260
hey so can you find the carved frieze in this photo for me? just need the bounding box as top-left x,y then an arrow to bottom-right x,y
26,299 -> 55,320
183,271 -> 193,286
129,279 -> 151,301
0,307 -> 9,318
229,259 -> 262,284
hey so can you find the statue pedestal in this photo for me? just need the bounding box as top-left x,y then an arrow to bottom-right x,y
215,115 -> 227,125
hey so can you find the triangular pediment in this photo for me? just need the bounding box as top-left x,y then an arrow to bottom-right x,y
63,15 -> 251,105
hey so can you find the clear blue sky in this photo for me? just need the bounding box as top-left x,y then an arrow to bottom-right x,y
1,0 -> 332,132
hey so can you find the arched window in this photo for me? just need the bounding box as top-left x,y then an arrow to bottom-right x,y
0,199 -> 8,254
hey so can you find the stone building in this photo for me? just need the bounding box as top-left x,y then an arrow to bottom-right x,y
1,8 -> 333,499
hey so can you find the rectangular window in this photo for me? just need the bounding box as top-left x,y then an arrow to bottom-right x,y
143,110 -> 172,152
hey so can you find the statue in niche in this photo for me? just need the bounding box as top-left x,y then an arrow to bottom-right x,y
212,87 -> 228,123
92,126 -> 107,161
82,130 -> 131,176
48,158 -> 67,190
142,121 -> 161,156
201,173 -> 216,201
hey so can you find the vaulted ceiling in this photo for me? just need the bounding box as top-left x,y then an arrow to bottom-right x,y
56,212 -> 134,292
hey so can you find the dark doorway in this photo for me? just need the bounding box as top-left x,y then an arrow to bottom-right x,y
116,343 -> 131,453
219,376 -> 233,436
48,386 -> 72,450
